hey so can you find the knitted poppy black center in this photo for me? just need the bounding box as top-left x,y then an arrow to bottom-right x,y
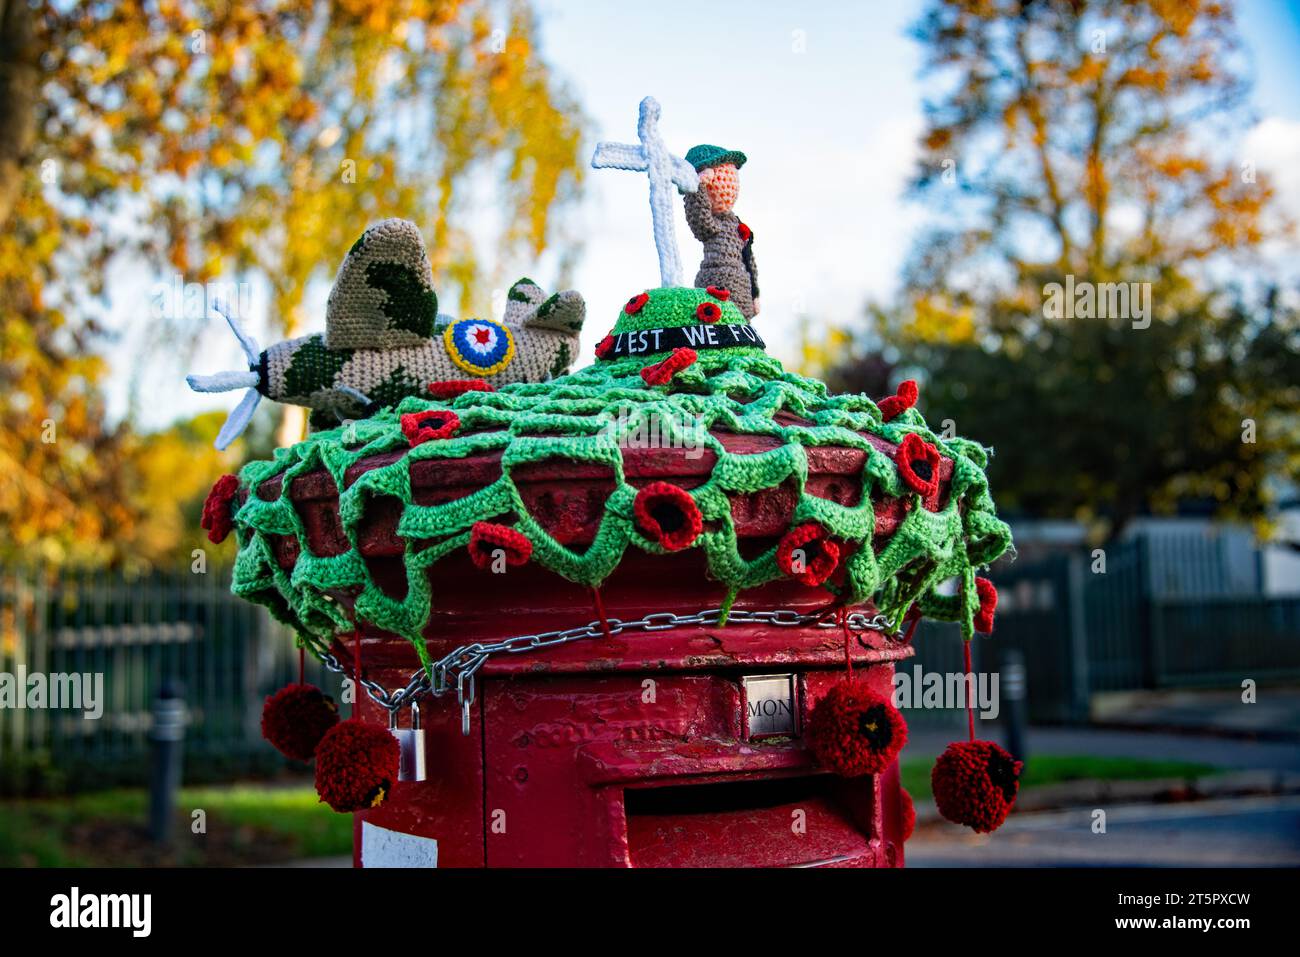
802,538 -> 828,565
421,415 -> 446,431
856,704 -> 893,749
910,458 -> 933,482
986,748 -> 1020,801
650,501 -> 686,534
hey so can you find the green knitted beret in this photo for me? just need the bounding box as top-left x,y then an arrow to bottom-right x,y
685,144 -> 747,171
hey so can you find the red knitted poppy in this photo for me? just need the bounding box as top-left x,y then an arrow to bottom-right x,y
878,379 -> 919,422
625,292 -> 649,314
776,523 -> 840,586
595,334 -> 615,359
261,683 -> 339,761
737,222 -> 752,242
201,473 -> 240,544
696,301 -> 722,323
706,285 -> 731,301
896,432 -> 941,499
468,522 -> 533,570
633,482 -> 703,551
807,680 -> 908,778
974,577 -> 998,633
427,379 -> 493,400
931,739 -> 1022,833
640,347 -> 697,386
313,718 -> 401,813
400,409 -> 460,446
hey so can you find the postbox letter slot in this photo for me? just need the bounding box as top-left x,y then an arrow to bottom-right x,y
622,774 -> 876,868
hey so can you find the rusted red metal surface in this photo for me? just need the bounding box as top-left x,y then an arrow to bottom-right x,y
262,427 -> 942,867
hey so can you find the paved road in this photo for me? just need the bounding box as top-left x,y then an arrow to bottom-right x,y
1090,688 -> 1300,739
907,794 -> 1300,867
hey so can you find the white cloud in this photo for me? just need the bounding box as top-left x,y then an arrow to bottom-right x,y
1243,116 -> 1300,278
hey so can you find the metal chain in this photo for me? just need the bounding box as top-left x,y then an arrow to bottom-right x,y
317,606 -> 898,734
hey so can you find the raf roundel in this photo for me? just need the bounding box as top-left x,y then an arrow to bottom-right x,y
443,318 -> 516,376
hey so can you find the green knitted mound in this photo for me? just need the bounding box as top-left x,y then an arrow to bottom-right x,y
229,286 -> 1012,674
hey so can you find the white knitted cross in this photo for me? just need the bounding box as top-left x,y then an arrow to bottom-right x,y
591,96 -> 699,287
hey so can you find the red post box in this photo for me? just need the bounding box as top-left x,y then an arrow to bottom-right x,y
262,427 -> 953,868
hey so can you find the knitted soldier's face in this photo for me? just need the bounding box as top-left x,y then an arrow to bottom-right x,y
704,163 -> 740,213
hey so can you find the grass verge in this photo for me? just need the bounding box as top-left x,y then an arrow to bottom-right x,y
0,782 -> 352,867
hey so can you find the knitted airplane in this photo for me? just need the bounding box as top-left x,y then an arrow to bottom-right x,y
188,218 -> 585,449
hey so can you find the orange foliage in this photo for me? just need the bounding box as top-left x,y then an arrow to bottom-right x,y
1,0 -> 585,568
909,0 -> 1286,292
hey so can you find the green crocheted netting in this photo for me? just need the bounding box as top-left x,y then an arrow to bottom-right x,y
229,286 -> 1013,673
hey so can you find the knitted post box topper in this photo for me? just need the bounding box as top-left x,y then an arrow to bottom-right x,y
216,98 -> 1015,821
187,221 -> 587,449
223,281 -> 1012,687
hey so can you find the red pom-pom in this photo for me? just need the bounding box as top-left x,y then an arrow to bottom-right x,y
427,379 -> 493,400
261,683 -> 339,761
595,334 -> 615,359
895,432 -> 941,499
974,577 -> 998,633
776,522 -> 840,586
807,680 -> 908,777
314,718 -> 401,813
931,739 -> 1022,833
706,285 -> 730,301
201,474 -> 240,544
696,301 -> 722,323
878,379 -> 919,422
900,787 -> 916,841
469,521 -> 532,570
640,347 -> 697,386
633,482 -> 703,551
625,292 -> 649,314
401,409 -> 460,446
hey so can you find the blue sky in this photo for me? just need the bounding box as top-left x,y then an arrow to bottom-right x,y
131,0 -> 1300,431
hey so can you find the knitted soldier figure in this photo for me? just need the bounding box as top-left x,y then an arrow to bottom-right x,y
682,144 -> 759,319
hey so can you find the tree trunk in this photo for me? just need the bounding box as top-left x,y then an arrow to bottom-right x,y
0,0 -> 38,228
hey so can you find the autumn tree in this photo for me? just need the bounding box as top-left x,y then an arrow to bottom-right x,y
830,0 -> 1298,539
0,0 -> 585,567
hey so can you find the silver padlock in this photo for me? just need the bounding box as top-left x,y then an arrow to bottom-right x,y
390,701 -> 427,782
458,668 -> 478,737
